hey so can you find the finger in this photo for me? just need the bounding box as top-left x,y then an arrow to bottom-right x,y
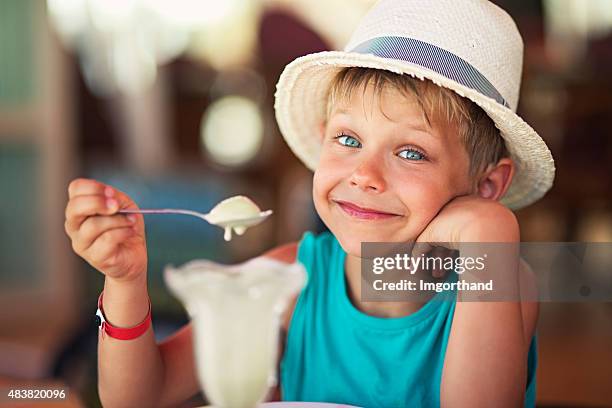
432,266 -> 445,278
430,246 -> 445,278
102,185 -> 140,211
75,214 -> 137,253
86,227 -> 136,267
409,241 -> 433,276
65,194 -> 121,233
102,187 -> 145,233
68,178 -> 106,199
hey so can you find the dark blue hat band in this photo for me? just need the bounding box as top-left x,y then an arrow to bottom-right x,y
349,36 -> 510,108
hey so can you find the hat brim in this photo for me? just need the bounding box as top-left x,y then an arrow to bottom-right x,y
274,51 -> 555,210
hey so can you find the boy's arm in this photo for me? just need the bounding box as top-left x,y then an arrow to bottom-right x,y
518,258 -> 539,352
98,275 -> 203,408
440,210 -> 537,408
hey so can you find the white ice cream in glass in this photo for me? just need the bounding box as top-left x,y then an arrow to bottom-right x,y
165,256 -> 306,408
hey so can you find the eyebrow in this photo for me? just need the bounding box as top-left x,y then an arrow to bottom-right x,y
329,109 -> 433,135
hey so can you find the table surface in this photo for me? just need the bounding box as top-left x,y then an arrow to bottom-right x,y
197,403 -> 359,408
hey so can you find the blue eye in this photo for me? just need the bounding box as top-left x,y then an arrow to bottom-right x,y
336,135 -> 361,148
398,149 -> 426,161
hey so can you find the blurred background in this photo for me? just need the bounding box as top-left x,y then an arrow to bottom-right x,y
0,0 -> 611,406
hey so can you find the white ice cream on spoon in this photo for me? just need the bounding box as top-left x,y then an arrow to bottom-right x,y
119,195 -> 272,241
203,195 -> 272,241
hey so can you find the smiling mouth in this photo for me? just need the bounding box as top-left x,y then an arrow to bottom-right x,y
334,200 -> 402,220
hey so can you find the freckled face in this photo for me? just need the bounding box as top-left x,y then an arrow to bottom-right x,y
313,83 -> 473,256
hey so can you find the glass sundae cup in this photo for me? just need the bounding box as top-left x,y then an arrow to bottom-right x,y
164,257 -> 307,408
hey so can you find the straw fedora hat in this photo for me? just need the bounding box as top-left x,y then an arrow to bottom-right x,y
274,0 -> 555,209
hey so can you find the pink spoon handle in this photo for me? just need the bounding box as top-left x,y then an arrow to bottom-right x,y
119,208 -> 208,219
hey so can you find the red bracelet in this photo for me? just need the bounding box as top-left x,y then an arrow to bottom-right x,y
96,291 -> 152,340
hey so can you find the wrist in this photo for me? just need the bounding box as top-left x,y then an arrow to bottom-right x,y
105,269 -> 147,289
105,262 -> 148,286
97,291 -> 151,340
461,208 -> 519,243
103,272 -> 150,328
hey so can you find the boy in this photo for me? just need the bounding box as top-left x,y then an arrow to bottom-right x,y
64,0 -> 554,406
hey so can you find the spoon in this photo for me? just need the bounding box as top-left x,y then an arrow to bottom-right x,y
119,195 -> 273,241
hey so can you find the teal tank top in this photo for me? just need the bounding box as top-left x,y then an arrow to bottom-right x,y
280,231 -> 537,407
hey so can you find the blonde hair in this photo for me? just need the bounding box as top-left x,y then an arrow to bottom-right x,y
325,67 -> 508,179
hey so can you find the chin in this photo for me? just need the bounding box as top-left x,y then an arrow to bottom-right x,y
334,233 -> 363,257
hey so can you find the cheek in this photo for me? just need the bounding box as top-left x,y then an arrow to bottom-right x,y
312,171 -> 325,210
313,152 -> 344,196
312,168 -> 336,232
394,175 -> 453,220
312,166 -> 334,210
313,153 -> 348,222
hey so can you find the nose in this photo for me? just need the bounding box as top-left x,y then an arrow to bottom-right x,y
349,155 -> 386,192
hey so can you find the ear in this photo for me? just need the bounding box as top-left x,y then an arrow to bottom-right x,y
476,158 -> 515,201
